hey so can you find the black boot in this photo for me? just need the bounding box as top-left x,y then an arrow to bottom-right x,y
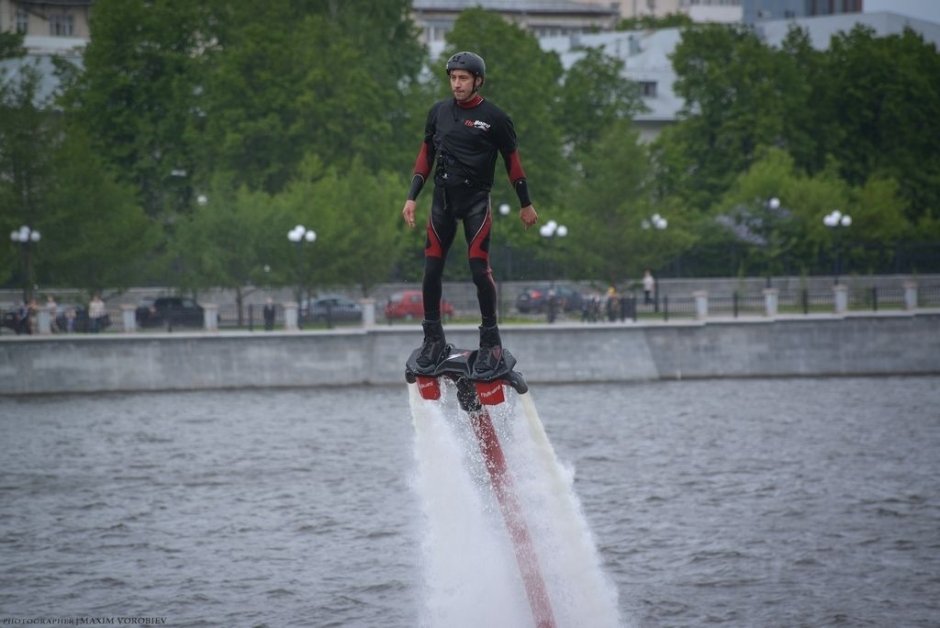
473,324 -> 504,379
415,319 -> 446,371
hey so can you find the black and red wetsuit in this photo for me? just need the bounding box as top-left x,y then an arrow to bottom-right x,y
407,94 -> 533,325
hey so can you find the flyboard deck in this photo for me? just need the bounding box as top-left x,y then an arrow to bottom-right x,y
406,345 -> 557,628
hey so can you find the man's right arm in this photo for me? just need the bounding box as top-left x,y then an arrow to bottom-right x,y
402,104 -> 438,228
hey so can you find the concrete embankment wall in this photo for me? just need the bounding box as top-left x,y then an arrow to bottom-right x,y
1,313 -> 938,395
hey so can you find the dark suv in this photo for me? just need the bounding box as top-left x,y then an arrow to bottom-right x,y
302,295 -> 363,324
136,297 -> 204,328
515,286 -> 583,314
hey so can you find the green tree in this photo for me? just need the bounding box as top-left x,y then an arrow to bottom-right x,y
658,23 -> 805,211
845,176 -> 911,274
555,47 -> 646,158
712,148 -> 824,279
0,56 -> 55,297
713,148 -> 911,278
617,13 -> 694,31
66,0 -> 212,220
273,159 -> 405,296
172,180 -> 281,323
815,25 -> 940,220
0,31 -> 24,59
43,129 -> 158,292
560,120 -> 695,283
194,1 -> 424,194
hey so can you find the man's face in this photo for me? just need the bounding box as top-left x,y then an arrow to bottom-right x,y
449,69 -> 480,102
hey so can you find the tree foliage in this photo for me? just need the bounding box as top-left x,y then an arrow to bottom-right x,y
6,5 -> 938,301
44,129 -> 158,292
560,120 -> 696,284
556,47 -> 646,158
814,26 -> 940,218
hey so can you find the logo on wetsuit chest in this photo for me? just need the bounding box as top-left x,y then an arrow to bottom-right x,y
464,119 -> 491,131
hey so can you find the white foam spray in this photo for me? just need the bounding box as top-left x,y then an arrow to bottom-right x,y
409,382 -> 626,628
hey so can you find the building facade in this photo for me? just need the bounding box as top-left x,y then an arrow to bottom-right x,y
543,8 -> 939,142
0,0 -> 93,40
576,0 -> 743,23
742,0 -> 863,24
412,0 -> 621,45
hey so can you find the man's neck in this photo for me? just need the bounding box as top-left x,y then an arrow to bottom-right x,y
455,94 -> 484,109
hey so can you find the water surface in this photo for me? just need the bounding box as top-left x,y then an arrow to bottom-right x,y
1,376 -> 938,627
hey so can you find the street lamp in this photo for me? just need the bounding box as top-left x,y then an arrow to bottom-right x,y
497,203 -> 514,279
641,213 -> 668,232
287,224 -> 316,323
539,220 -> 568,320
495,203 -> 514,319
823,209 -> 852,284
763,197 -> 783,287
642,214 -> 667,311
539,219 -> 568,241
10,225 -> 41,303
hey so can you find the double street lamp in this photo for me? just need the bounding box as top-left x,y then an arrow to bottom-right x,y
10,225 -> 41,303
539,219 -> 568,242
539,219 -> 568,278
287,225 -> 316,321
539,220 -> 568,322
642,214 -> 668,310
823,209 -> 852,284
641,213 -> 668,232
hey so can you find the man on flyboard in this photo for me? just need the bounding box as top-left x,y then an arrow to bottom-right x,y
401,51 -> 539,380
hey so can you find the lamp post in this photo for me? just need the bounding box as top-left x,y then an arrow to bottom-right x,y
287,224 -> 316,324
539,219 -> 568,273
764,197 -> 781,287
539,220 -> 567,322
10,225 -> 41,303
496,203 -> 514,320
641,213 -> 667,311
497,202 -> 515,280
823,210 -> 851,285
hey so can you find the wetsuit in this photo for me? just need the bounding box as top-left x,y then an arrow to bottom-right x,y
407,94 -> 532,325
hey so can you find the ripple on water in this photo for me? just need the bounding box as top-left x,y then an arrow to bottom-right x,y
0,378 -> 938,627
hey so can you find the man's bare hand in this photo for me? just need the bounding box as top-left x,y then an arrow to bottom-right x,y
520,205 -> 538,230
402,200 -> 417,229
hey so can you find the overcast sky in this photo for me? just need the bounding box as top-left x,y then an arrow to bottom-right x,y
865,0 -> 940,23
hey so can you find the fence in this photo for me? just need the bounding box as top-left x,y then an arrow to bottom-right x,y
586,281 -> 938,323
2,278 -> 938,335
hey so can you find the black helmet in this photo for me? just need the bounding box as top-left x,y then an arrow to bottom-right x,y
446,51 -> 485,79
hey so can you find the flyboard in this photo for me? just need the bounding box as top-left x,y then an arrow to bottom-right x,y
406,345 -> 558,628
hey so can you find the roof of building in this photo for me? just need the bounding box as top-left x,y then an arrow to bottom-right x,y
413,0 -> 618,15
16,0 -> 93,7
541,11 -> 940,124
755,10 -> 940,48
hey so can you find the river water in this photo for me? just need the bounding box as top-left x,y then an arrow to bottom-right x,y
1,376 -> 938,627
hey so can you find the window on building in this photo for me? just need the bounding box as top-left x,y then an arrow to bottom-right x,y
50,14 -> 75,36
16,8 -> 29,33
638,81 -> 657,98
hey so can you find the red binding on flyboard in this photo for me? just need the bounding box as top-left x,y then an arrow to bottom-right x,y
406,346 -> 557,628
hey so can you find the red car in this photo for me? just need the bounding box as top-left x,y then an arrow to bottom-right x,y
384,290 -> 454,320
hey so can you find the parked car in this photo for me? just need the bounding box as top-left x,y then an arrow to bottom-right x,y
302,295 -> 363,324
516,286 -> 583,314
136,296 -> 204,328
384,290 -> 454,320
1,309 -> 26,334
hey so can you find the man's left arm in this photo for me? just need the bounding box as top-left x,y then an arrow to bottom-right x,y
495,113 -> 538,228
501,148 -> 537,229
